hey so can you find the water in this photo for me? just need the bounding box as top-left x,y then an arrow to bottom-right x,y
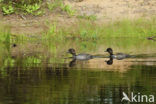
0,38 -> 156,104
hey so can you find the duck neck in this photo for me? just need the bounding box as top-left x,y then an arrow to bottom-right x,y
109,52 -> 113,56
71,53 -> 76,56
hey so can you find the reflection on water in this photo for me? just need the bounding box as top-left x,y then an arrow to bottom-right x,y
0,66 -> 155,104
0,38 -> 156,104
105,57 -> 113,65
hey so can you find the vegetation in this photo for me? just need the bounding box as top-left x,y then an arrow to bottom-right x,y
0,0 -> 43,15
0,1 -> 155,104
0,25 -> 10,43
42,18 -> 156,40
0,18 -> 156,43
22,3 -> 43,15
60,3 -> 76,16
47,0 -> 62,11
1,18 -> 156,70
77,14 -> 97,21
2,4 -> 15,15
0,0 -> 75,16
0,0 -> 3,3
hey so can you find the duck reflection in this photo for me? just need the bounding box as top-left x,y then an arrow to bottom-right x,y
105,57 -> 113,65
69,59 -> 76,67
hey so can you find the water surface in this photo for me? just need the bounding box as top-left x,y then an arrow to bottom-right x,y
0,38 -> 156,104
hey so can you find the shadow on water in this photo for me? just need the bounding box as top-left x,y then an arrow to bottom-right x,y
0,38 -> 156,104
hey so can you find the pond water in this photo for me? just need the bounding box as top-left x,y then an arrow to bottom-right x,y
0,38 -> 156,104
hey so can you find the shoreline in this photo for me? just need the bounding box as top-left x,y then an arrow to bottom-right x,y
0,0 -> 156,35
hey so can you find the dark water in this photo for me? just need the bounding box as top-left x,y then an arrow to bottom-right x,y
0,38 -> 156,104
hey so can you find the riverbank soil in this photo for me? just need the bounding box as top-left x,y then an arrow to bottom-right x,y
0,0 -> 156,35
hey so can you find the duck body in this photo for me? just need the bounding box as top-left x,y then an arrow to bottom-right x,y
105,48 -> 131,60
68,48 -> 94,60
73,53 -> 93,60
147,36 -> 156,41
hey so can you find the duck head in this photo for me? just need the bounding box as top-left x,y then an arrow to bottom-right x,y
67,48 -> 76,56
105,48 -> 113,55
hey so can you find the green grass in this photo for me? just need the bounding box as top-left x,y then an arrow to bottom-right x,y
43,18 -> 156,39
0,25 -> 11,43
0,18 -> 156,46
47,0 -> 62,11
47,0 -> 76,16
60,3 -> 76,16
0,18 -> 156,44
0,19 -> 156,67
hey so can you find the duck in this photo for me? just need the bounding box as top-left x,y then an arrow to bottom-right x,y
147,36 -> 156,41
12,43 -> 17,47
105,48 -> 131,60
67,48 -> 94,60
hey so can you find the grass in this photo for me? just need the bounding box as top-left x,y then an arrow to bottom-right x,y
0,18 -> 156,47
60,3 -> 76,16
0,18 -> 154,45
78,18 -> 156,38
0,25 -> 11,43
42,18 -> 156,39
47,0 -> 62,11
47,0 -> 76,16
0,18 -> 156,44
0,19 -> 156,67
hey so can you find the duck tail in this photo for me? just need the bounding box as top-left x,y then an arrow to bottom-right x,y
127,55 -> 135,58
91,55 -> 108,59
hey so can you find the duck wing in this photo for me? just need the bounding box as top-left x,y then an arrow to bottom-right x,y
76,54 -> 92,60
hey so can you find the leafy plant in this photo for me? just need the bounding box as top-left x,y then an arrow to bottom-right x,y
23,3 -> 41,14
61,3 -> 75,16
2,5 -> 15,15
0,0 -> 44,15
47,0 -> 61,11
3,0 -> 42,5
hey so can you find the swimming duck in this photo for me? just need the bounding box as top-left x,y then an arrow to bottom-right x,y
12,43 -> 17,47
147,36 -> 156,41
105,48 -> 131,60
67,48 -> 94,60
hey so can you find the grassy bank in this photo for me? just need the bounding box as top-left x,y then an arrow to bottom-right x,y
0,18 -> 155,50
0,18 -> 156,43
43,18 -> 156,40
